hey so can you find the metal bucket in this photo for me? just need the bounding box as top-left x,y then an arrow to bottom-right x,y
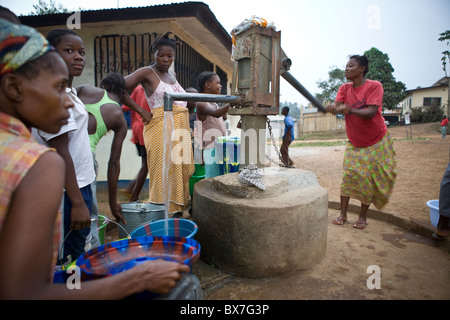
118,202 -> 165,239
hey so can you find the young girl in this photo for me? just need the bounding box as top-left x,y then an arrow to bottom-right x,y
195,71 -> 229,178
77,73 -> 152,246
124,31 -> 194,216
0,19 -> 191,299
122,85 -> 151,203
32,29 -> 94,264
75,73 -> 128,248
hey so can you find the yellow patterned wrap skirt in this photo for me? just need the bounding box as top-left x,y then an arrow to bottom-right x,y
340,132 -> 397,209
143,105 -> 194,213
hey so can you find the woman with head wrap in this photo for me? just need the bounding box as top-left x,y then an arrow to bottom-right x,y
0,18 -> 191,299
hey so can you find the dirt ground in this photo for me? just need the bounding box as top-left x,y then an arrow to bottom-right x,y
291,121 -> 449,225
99,121 -> 450,224
97,121 -> 450,300
195,207 -> 450,300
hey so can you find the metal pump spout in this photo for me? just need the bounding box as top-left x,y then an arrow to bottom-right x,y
163,91 -> 242,112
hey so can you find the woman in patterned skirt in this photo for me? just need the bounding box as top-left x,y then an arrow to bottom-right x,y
326,55 -> 397,229
125,32 -> 194,216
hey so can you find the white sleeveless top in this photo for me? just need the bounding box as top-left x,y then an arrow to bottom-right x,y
145,66 -> 187,110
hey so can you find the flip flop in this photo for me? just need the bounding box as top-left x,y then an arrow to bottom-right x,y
332,217 -> 347,225
353,221 -> 368,229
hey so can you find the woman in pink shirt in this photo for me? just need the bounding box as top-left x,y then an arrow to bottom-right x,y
326,55 -> 397,229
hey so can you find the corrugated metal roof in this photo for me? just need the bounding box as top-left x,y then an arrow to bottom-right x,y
406,76 -> 449,93
19,1 -> 232,52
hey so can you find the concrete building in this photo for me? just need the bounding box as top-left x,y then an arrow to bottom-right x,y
398,76 -> 449,118
21,2 -> 237,183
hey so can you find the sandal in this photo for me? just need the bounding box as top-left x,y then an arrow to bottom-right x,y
332,217 -> 347,225
353,221 -> 368,229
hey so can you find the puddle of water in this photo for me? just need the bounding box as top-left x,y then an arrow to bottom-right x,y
381,233 -> 406,249
382,231 -> 435,248
400,231 -> 435,246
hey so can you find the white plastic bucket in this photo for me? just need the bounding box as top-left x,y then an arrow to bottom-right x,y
426,200 -> 439,227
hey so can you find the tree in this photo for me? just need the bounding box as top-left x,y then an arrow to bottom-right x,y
364,47 -> 406,110
438,30 -> 450,118
316,66 -> 346,104
279,101 -> 301,119
29,0 -> 69,15
439,30 -> 450,77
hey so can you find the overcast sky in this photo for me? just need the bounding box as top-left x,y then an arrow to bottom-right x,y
4,0 -> 450,105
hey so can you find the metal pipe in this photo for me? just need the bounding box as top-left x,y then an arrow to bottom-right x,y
163,92 -> 242,112
281,71 -> 326,113
164,92 -> 174,111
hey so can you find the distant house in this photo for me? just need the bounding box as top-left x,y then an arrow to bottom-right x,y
382,107 -> 403,126
398,77 -> 449,118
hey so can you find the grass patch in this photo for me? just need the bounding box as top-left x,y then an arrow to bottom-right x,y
291,140 -> 347,148
297,131 -> 348,141
266,127 -> 434,149
289,135 -> 429,148
290,130 -> 348,147
392,136 -> 428,141
290,136 -> 428,147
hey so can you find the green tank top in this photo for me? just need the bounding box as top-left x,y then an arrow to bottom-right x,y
84,90 -> 119,152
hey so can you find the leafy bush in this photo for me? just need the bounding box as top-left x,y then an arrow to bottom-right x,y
409,106 -> 443,123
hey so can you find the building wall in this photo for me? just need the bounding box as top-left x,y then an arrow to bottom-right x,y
398,95 -> 412,115
35,19 -> 233,89
34,18 -> 240,183
96,130 -> 140,182
399,86 -> 449,115
298,110 -> 346,137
